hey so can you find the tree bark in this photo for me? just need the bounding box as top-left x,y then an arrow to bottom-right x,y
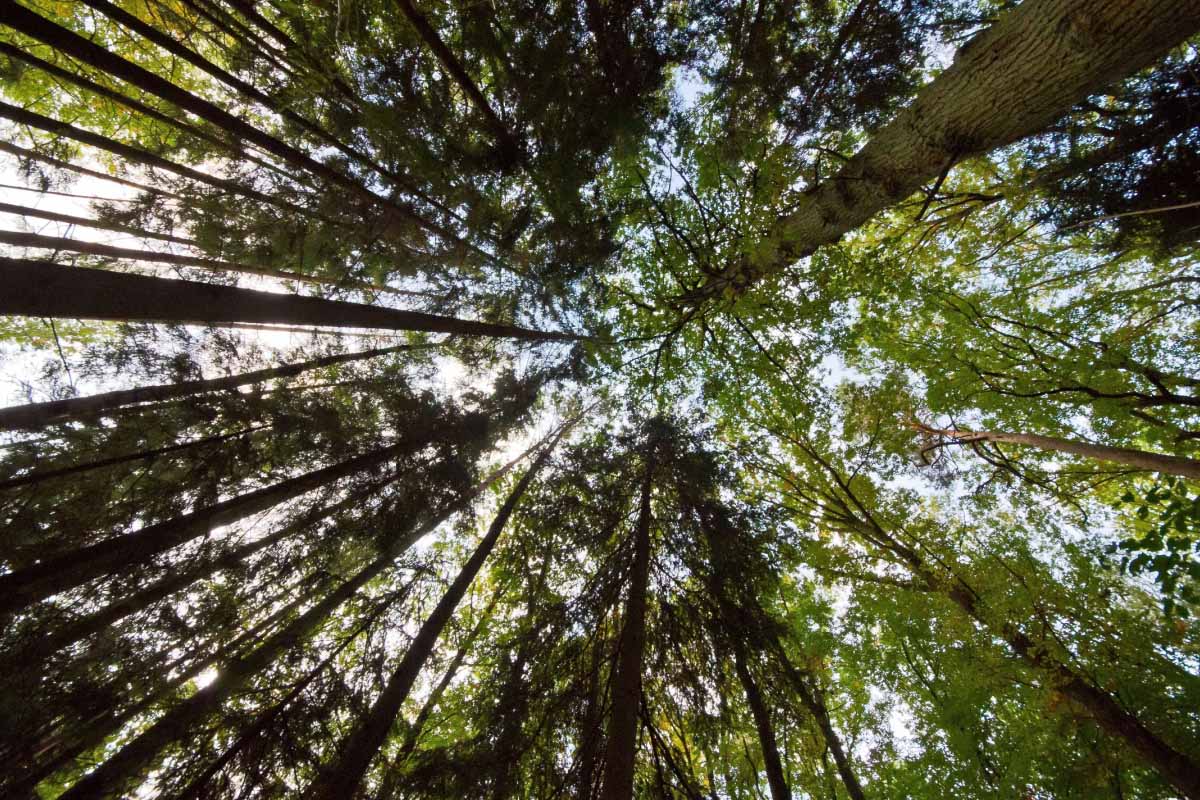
0,436 -> 428,615
0,344 -> 413,431
392,0 -> 524,167
0,200 -> 193,246
731,644 -> 791,800
688,0 -> 1200,302
0,258 -> 584,341
301,420 -> 571,798
599,447 -> 656,800
920,424 -> 1200,479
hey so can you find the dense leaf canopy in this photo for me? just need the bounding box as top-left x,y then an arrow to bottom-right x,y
1,1 -> 1199,798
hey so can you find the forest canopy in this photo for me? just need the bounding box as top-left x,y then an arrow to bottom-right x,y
1,0 -> 1200,798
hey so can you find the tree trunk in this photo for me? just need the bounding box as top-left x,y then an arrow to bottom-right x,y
923,425 -> 1200,479
599,448 -> 656,800
0,344 -> 413,431
775,646 -> 867,800
0,436 -> 427,615
0,139 -> 181,199
0,425 -> 265,490
688,0 -> 1200,302
301,420 -> 571,798
55,470 -> 489,800
0,258 -> 584,341
0,200 -> 194,246
731,644 -> 791,800
392,0 -> 523,167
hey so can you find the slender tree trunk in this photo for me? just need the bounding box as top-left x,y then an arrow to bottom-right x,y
392,0 -> 523,166
0,139 -> 182,199
775,646 -> 867,800
12,478 -> 391,665
169,585 -> 413,800
0,435 -> 427,615
0,344 -> 413,431
0,230 -> 400,295
575,638 -> 606,800
731,644 -> 791,800
920,424 -> 1200,479
0,425 -> 265,490
688,0 -> 1200,302
301,420 -> 571,799
0,201 -> 194,246
55,471 -> 489,800
599,448 -> 656,800
0,258 -> 584,341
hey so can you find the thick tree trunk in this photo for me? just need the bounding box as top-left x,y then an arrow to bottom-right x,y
0,426 -> 265,490
392,0 -> 523,167
301,421 -> 571,798
599,449 -> 656,800
689,0 -> 1200,302
0,201 -> 194,246
0,436 -> 427,615
55,472 -> 488,800
732,645 -> 791,800
0,344 -> 412,431
0,258 -> 583,341
923,425 -> 1200,479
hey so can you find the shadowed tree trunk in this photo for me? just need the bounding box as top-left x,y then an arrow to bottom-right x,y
301,419 -> 573,798
0,139 -> 182,199
0,435 -> 431,615
689,0 -> 1200,302
599,445 -> 656,800
0,344 -> 418,431
0,200 -> 194,245
0,258 -> 584,341
731,644 -> 791,800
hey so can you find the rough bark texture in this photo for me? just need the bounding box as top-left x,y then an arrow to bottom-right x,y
694,0 -> 1200,300
0,258 -> 581,341
0,344 -> 411,431
599,449 -> 656,800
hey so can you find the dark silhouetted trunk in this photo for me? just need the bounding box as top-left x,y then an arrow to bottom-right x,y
0,344 -> 414,431
0,258 -> 584,341
599,448 -> 655,800
0,139 -> 181,199
0,200 -> 193,245
732,644 -> 791,800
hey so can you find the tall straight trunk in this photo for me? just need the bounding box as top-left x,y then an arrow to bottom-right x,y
0,139 -> 181,199
599,449 -> 656,800
731,644 -> 791,800
18,1 -> 467,246
0,258 -> 584,341
301,420 -> 571,799
0,425 -> 265,491
0,344 -> 413,431
169,585 -> 413,800
0,101 -> 311,215
774,646 -> 866,800
688,0 -> 1200,302
0,201 -> 194,245
921,424 -> 1200,480
13,478 -> 391,665
55,474 -> 489,800
575,638 -> 606,800
392,0 -> 523,166
3,580 -> 318,797
0,230 -> 397,294
0,436 -> 427,615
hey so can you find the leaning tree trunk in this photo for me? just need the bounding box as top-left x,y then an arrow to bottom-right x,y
0,435 -> 429,615
0,344 -> 415,431
599,447 -> 656,800
301,420 -> 573,798
0,200 -> 193,245
919,424 -> 1200,480
688,0 -> 1200,303
54,470 -> 493,800
732,644 -> 792,800
0,258 -> 583,341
